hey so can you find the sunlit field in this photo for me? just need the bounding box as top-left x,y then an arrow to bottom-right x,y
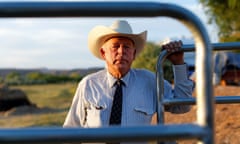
0,83 -> 77,128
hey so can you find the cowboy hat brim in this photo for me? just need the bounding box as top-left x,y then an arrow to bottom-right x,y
88,25 -> 147,60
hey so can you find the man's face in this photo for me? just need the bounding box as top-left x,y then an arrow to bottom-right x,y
100,37 -> 136,74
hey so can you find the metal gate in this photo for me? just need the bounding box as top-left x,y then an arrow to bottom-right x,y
0,1 -> 214,143
157,42 -> 240,142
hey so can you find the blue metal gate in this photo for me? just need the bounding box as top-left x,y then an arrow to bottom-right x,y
0,1 -> 214,143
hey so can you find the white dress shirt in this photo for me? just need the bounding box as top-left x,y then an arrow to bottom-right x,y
63,64 -> 193,128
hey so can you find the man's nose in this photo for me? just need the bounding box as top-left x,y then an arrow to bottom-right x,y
117,46 -> 125,53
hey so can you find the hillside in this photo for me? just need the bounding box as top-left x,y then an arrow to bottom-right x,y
0,67 -> 103,78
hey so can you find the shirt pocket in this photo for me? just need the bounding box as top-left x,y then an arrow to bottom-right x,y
133,106 -> 155,125
86,102 -> 107,127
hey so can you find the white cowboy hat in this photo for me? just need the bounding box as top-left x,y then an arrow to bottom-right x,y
88,20 -> 147,59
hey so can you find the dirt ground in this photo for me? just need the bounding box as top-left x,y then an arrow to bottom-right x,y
153,85 -> 240,144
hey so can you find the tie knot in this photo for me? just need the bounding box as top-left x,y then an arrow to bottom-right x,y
115,79 -> 124,86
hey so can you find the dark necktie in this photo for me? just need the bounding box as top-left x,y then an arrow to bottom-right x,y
109,79 -> 123,125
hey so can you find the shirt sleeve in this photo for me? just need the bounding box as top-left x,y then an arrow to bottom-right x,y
63,83 -> 86,128
163,63 -> 194,114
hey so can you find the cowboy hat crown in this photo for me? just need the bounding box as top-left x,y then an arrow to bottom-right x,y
88,20 -> 147,59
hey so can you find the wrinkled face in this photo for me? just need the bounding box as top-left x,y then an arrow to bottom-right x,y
100,37 -> 136,75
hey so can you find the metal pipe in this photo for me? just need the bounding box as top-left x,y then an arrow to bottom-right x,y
163,96 -> 240,105
154,2 -> 214,143
182,42 -> 240,52
0,124 -> 206,143
156,50 -> 168,124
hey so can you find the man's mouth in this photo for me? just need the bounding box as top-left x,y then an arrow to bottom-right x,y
114,59 -> 127,64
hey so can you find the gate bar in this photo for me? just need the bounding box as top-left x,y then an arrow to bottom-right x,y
0,124 -> 206,143
163,96 -> 240,105
0,1 -> 214,143
182,42 -> 240,52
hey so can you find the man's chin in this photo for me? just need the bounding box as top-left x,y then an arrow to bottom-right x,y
114,64 -> 129,71
115,64 -> 125,69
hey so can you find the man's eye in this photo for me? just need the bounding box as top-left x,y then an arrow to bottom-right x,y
124,46 -> 130,49
112,45 -> 119,49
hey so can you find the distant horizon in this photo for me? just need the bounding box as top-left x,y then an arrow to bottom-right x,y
0,66 -> 105,70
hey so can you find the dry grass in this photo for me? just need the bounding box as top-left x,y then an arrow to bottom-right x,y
0,83 -> 77,128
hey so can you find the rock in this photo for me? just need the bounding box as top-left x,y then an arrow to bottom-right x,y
3,105 -> 55,116
0,84 -> 33,111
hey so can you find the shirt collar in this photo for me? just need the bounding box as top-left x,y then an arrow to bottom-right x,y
107,69 -> 131,88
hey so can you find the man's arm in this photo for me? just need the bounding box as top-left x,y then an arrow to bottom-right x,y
161,40 -> 194,113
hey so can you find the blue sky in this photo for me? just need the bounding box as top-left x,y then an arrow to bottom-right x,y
0,0 -> 218,69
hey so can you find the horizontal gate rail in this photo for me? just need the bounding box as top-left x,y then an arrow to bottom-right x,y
0,124 -> 206,143
181,42 -> 240,52
164,96 -> 240,105
0,1 -> 214,144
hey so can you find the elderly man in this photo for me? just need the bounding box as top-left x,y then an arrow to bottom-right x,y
63,20 -> 193,129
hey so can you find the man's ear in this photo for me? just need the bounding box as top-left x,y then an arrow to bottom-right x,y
133,49 -> 136,60
100,48 -> 106,59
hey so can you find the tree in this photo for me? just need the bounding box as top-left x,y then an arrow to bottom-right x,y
132,42 -> 159,71
5,72 -> 23,85
132,42 -> 173,82
199,0 -> 240,42
25,72 -> 46,84
69,72 -> 82,82
0,76 -> 3,84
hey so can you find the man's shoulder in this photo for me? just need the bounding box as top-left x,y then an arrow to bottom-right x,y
129,69 -> 155,86
131,68 -> 155,78
81,69 -> 106,82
